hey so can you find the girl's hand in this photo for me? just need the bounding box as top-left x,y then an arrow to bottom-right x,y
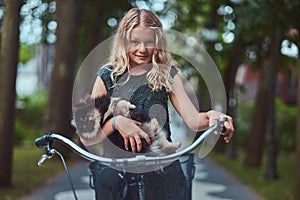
207,110 -> 234,143
114,115 -> 152,153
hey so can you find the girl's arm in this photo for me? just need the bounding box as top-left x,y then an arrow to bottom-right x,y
169,73 -> 234,143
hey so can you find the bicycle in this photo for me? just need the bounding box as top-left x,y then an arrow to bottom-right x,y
35,116 -> 228,200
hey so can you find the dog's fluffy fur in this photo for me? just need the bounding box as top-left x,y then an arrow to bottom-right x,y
140,118 -> 181,155
72,95 -> 181,155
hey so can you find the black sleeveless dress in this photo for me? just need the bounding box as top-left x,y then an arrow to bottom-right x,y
91,65 -> 188,200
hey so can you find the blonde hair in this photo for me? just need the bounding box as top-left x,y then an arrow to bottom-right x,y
107,8 -> 174,92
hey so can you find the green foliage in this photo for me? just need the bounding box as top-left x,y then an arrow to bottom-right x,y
275,100 -> 297,152
14,119 -> 27,144
18,44 -> 34,64
235,0 -> 270,43
236,101 -> 254,145
235,0 -> 300,62
15,90 -> 48,144
236,99 -> 297,152
77,0 -> 132,58
172,0 -> 209,32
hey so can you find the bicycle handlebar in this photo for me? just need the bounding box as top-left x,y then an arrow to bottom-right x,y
35,116 -> 228,168
35,134 -> 52,148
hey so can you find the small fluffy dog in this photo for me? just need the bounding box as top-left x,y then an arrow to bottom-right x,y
72,95 -> 181,155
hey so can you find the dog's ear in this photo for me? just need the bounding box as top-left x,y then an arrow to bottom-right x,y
103,97 -> 120,122
108,97 -> 120,112
110,97 -> 120,106
150,118 -> 159,133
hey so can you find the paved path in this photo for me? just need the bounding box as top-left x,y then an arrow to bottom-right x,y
19,156 -> 262,200
192,156 -> 262,200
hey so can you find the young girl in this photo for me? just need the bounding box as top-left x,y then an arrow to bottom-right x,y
81,8 -> 234,200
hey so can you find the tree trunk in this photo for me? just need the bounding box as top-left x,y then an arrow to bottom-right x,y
0,0 -> 22,187
264,28 -> 283,179
221,36 -> 244,158
44,0 -> 81,138
79,0 -> 131,58
243,60 -> 270,167
84,4 -> 105,55
0,0 -> 2,48
295,50 -> 300,200
244,29 -> 282,168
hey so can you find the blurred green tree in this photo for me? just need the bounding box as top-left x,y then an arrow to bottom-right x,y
171,0 -> 244,154
44,0 -> 82,140
291,5 -> 300,199
18,44 -> 34,64
236,0 -> 298,171
169,0 -> 299,175
78,0 -> 132,58
296,45 -> 300,199
44,0 -> 132,144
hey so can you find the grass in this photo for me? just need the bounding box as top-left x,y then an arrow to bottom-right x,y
0,145 -> 78,200
210,151 -> 295,200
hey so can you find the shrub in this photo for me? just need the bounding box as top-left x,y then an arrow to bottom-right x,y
236,99 -> 296,152
15,90 -> 48,144
275,100 -> 296,152
235,101 -> 254,145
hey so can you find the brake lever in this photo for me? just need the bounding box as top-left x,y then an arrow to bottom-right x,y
218,115 -> 228,136
37,148 -> 55,166
220,127 -> 227,136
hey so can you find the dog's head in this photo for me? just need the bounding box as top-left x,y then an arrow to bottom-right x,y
103,98 -> 136,122
72,94 -> 136,139
72,95 -> 102,139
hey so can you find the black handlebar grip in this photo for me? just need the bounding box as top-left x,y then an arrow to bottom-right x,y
221,126 -> 227,135
35,133 -> 52,148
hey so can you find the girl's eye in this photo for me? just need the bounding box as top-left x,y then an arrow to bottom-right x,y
146,41 -> 154,45
131,40 -> 139,45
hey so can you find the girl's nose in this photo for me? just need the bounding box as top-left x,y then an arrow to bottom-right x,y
138,43 -> 147,52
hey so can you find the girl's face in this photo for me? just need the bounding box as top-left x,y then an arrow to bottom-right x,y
127,27 -> 156,68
